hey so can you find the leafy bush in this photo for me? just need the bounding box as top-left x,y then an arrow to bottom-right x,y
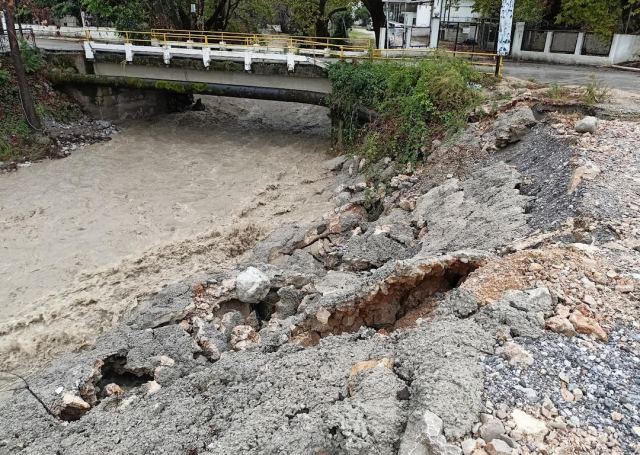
582,75 -> 610,105
328,56 -> 484,163
19,39 -> 44,74
0,69 -> 9,86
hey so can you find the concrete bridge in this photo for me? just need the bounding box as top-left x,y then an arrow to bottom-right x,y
31,29 -> 385,110
4,27 -> 498,118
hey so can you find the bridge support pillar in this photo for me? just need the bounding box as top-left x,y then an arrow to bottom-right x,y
286,53 -> 295,72
202,47 -> 211,68
83,41 -> 95,60
244,50 -> 252,72
124,42 -> 133,62
163,46 -> 171,65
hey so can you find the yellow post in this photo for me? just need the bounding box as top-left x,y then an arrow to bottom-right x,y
340,46 -> 344,58
163,33 -> 167,45
125,31 -> 129,43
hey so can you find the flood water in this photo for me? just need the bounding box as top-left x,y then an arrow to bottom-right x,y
0,97 -> 333,373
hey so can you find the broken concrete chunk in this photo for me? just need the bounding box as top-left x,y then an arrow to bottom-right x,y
323,155 -> 349,171
545,315 -> 576,337
568,311 -> 608,341
511,409 -> 548,441
504,287 -> 554,316
230,325 -> 260,351
62,393 -> 90,410
479,418 -> 506,443
221,310 -> 245,340
236,267 -> 271,303
493,106 -> 537,148
327,203 -> 368,234
59,393 -> 91,420
485,438 -> 512,455
142,380 -> 161,396
103,383 -> 124,397
342,231 -> 407,271
461,439 -> 480,455
399,410 -> 463,455
575,116 -> 598,134
496,341 -> 534,367
315,308 -> 331,325
274,286 -> 303,319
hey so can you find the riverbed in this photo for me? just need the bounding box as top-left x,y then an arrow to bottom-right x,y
0,97 -> 333,373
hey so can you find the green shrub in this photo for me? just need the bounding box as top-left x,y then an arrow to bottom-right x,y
328,55 -> 484,164
19,39 -> 44,74
0,69 -> 9,86
582,75 -> 610,105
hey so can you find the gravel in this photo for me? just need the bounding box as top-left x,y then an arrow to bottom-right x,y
483,326 -> 640,453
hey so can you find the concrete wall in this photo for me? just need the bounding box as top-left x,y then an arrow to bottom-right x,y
14,23 -> 119,40
512,22 -> 640,65
93,62 -> 332,94
63,85 -> 191,121
610,34 -> 640,63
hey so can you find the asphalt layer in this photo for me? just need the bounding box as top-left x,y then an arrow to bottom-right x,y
503,61 -> 640,93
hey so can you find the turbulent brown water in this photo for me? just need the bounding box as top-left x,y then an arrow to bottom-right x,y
0,97 -> 333,373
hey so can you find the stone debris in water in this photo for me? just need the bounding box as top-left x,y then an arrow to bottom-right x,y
1,91 -> 640,454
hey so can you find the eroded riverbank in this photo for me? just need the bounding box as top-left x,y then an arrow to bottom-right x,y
0,97 -> 334,373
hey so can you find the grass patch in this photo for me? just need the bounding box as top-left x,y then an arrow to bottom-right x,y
545,83 -> 570,100
581,75 -> 610,105
328,55 -> 486,164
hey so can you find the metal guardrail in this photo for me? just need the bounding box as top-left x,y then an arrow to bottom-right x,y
82,28 -> 502,74
83,29 -> 374,59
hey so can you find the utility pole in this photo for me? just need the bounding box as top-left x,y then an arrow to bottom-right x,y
2,0 -> 41,130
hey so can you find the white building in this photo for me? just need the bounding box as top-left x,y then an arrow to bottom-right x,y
384,0 -> 479,28
382,0 -> 484,49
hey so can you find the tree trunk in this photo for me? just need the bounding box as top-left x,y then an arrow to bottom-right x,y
314,0 -> 328,37
2,0 -> 41,130
362,0 -> 385,46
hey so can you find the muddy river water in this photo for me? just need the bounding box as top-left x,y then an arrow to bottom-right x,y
0,97 -> 333,373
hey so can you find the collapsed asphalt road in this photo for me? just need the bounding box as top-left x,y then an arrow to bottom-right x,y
1,90 -> 639,455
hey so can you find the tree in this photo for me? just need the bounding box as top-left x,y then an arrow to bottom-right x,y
1,0 -> 41,130
353,5 -> 370,26
82,0 -> 145,30
556,0 -> 639,35
472,0 -> 546,23
360,0 -> 383,44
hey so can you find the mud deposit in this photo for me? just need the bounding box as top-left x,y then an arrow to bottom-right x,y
0,97 -> 333,373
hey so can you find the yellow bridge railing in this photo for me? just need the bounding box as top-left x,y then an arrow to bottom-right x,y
83,28 -> 500,73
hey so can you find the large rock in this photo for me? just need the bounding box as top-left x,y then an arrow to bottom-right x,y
575,116 -> 598,134
545,315 -> 576,337
323,155 -> 349,171
511,409 -> 548,441
568,311 -> 607,341
236,266 -> 271,303
342,231 -> 408,271
496,341 -> 534,367
485,439 -> 512,455
399,410 -> 462,455
474,288 -> 554,339
479,418 -> 506,442
492,106 -> 537,148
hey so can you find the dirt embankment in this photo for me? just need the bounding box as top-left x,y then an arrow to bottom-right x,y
1,87 -> 639,455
